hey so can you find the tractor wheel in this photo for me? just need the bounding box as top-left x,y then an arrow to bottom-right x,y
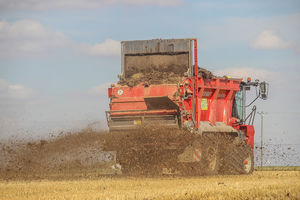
219,140 -> 254,175
241,146 -> 254,174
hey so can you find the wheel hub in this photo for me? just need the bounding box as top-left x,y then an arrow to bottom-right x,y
243,155 -> 252,173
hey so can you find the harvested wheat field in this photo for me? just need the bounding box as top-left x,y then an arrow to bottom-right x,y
0,130 -> 299,199
0,171 -> 299,200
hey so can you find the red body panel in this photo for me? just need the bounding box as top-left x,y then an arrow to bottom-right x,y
178,77 -> 242,127
108,77 -> 242,127
239,125 -> 255,148
109,84 -> 178,115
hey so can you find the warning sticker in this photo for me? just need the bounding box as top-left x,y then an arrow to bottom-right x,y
193,148 -> 202,162
201,99 -> 208,110
134,120 -> 142,125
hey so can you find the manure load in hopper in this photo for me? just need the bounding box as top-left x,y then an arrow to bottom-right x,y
117,39 -> 214,87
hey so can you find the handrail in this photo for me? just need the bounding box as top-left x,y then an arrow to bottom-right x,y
243,105 -> 257,125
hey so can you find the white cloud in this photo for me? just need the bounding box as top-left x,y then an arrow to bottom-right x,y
201,14 -> 300,50
0,20 -> 120,58
0,0 -> 183,10
0,20 -> 71,58
214,67 -> 277,81
89,39 -> 121,57
250,30 -> 289,50
0,79 -> 36,100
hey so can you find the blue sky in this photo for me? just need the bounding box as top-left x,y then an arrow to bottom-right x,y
0,0 -> 300,164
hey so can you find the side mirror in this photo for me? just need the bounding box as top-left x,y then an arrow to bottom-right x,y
259,81 -> 268,100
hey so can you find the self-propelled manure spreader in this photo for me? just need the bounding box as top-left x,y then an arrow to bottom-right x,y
105,38 -> 268,175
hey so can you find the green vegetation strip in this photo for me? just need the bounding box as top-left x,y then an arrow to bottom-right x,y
255,166 -> 300,171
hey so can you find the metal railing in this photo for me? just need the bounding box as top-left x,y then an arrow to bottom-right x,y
243,105 -> 256,125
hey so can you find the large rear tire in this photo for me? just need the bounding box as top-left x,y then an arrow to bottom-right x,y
240,145 -> 254,174
219,138 -> 254,175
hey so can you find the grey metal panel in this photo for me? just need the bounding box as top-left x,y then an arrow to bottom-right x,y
121,39 -> 192,54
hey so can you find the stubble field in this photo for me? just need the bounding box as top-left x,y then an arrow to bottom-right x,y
1,130 -> 299,199
1,171 -> 300,200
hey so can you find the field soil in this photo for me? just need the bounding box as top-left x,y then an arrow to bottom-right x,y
0,171 -> 299,200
